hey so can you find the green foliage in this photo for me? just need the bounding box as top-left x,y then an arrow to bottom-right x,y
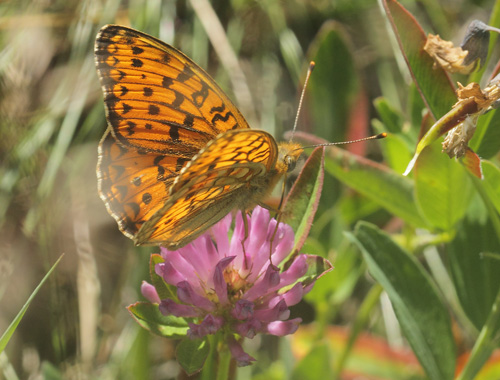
349,223 -> 456,380
0,255 -> 63,354
127,303 -> 189,339
282,147 -> 325,253
176,338 -> 210,375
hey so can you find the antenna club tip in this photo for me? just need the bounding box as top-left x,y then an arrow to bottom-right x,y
376,132 -> 388,139
309,61 -> 316,70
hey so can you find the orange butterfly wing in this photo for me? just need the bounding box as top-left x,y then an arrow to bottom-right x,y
95,25 -> 278,244
135,129 -> 280,247
97,130 -> 178,238
95,25 -> 249,153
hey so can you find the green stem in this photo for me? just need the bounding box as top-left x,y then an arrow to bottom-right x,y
471,174 -> 500,240
332,284 -> 383,379
200,334 -> 233,380
216,339 -> 232,380
199,335 -> 216,380
455,285 -> 500,380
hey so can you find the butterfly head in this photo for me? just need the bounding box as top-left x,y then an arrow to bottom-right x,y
277,142 -> 303,173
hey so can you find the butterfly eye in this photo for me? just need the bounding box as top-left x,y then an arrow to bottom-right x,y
285,155 -> 296,172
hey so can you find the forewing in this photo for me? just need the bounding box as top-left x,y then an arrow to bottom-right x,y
95,24 -> 250,155
135,130 -> 279,247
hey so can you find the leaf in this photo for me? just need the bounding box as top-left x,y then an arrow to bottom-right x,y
349,222 -> 456,380
372,97 -> 415,174
0,254 -> 63,354
305,240 -> 363,306
414,143 -> 474,230
448,216 -> 500,330
323,145 -> 428,228
282,147 -> 324,252
461,148 -> 483,179
176,337 -> 210,375
482,160 -> 500,215
471,109 -> 500,159
127,302 -> 189,338
382,0 -> 456,119
373,97 -> 405,134
291,341 -> 332,380
308,21 -> 359,143
372,119 -> 413,174
299,255 -> 333,287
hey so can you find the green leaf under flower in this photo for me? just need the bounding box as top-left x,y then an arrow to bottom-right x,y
127,302 -> 189,339
176,337 -> 210,375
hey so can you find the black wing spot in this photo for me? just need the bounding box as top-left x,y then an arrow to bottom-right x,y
210,103 -> 225,113
132,58 -> 143,68
120,86 -> 128,96
148,104 -> 160,115
143,87 -> 153,97
176,64 -> 194,83
157,165 -> 165,181
161,53 -> 170,64
132,176 -> 142,186
122,103 -> 132,114
127,121 -> 136,135
132,46 -> 144,55
162,76 -> 173,88
154,156 -> 165,165
169,126 -> 180,141
176,157 -> 189,172
184,113 -> 194,128
192,81 -> 209,107
172,92 -> 184,108
142,192 -> 152,205
145,123 -> 153,130
212,111 -> 233,124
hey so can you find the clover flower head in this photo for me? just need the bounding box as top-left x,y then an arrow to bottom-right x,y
142,206 -> 324,366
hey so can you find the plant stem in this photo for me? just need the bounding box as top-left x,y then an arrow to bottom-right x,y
332,284 -> 383,379
216,341 -> 232,380
200,335 -> 217,380
455,285 -> 500,380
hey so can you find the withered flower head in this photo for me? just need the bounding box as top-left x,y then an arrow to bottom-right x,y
442,75 -> 500,158
424,20 -> 499,74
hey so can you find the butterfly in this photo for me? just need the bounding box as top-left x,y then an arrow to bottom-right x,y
95,24 -> 303,249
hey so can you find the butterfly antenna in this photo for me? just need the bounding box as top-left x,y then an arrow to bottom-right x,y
296,133 -> 388,152
290,61 -> 315,142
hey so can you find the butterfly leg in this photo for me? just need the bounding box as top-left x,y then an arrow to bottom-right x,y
241,210 -> 250,269
256,202 -> 283,266
255,202 -> 281,215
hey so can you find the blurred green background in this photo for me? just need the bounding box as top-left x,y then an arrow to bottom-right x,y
0,0 -> 498,379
